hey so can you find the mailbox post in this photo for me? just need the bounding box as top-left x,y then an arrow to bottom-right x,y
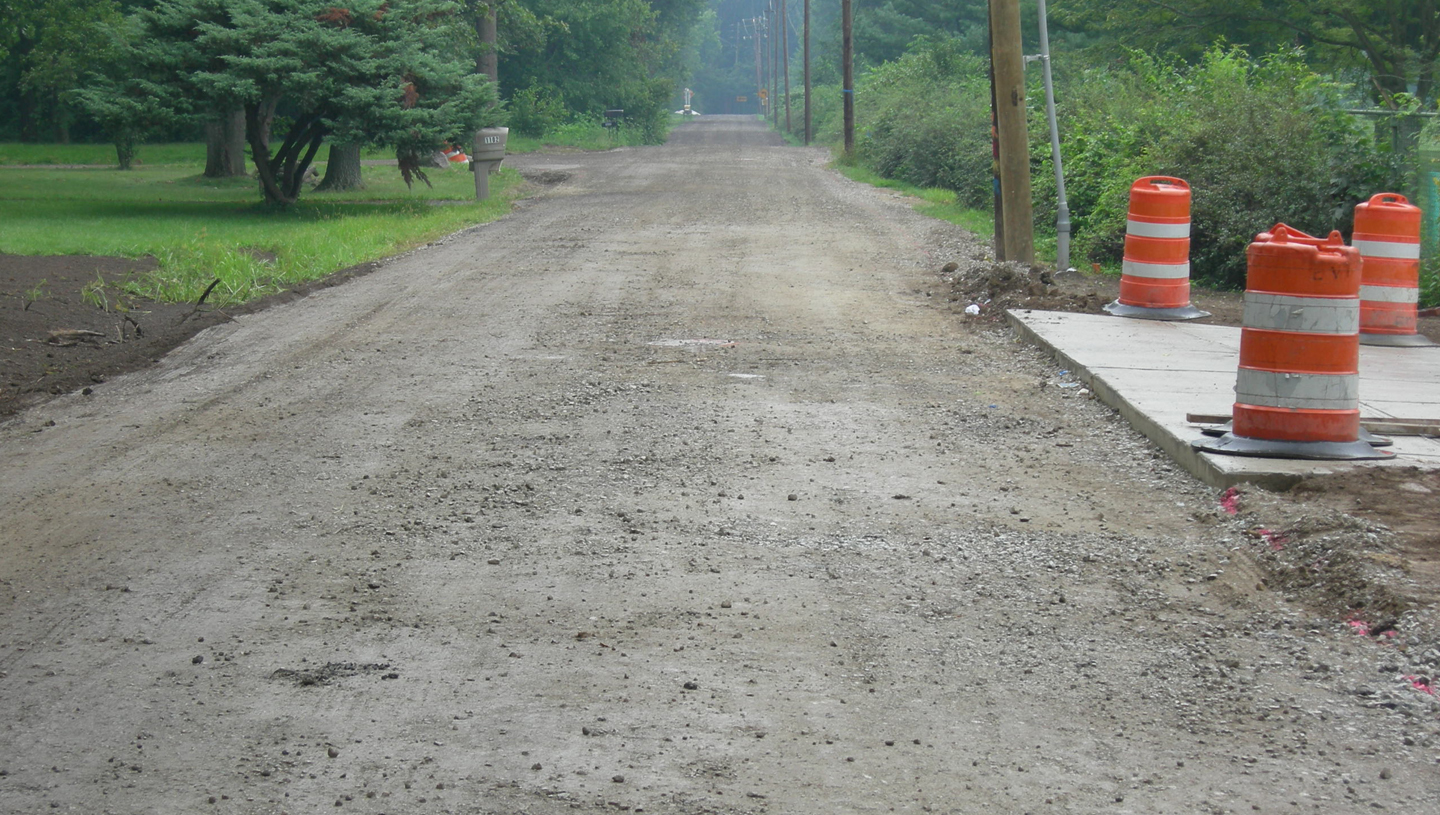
472,126 -> 509,200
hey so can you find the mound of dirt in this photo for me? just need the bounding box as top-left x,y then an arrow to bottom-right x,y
946,260 -> 1111,315
944,256 -> 1440,347
943,258 -> 1250,323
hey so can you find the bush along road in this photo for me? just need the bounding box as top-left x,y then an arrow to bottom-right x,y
0,117 -> 1437,814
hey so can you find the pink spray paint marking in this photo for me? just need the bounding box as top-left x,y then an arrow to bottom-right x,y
1404,676 -> 1436,696
1255,528 -> 1287,550
1219,487 -> 1240,515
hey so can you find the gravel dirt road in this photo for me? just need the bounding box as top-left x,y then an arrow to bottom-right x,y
2,116 -> 1437,814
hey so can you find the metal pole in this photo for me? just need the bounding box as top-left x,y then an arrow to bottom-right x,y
1037,0 -> 1070,269
473,161 -> 491,200
803,0 -> 811,144
842,0 -> 854,156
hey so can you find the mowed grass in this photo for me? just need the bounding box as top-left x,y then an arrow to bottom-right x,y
0,142 -> 208,166
0,157 -> 518,306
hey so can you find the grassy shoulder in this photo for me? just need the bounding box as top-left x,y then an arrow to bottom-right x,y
0,159 -> 519,306
831,160 -> 996,239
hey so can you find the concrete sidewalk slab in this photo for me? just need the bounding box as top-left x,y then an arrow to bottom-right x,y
1007,309 -> 1440,489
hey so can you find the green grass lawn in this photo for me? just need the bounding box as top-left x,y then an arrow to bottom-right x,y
0,142 -> 208,166
0,127 -> 658,306
0,158 -> 518,306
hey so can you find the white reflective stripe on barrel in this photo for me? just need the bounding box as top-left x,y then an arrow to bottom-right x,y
1242,293 -> 1359,334
1235,369 -> 1359,411
1359,285 -> 1419,304
1126,219 -> 1190,239
1121,259 -> 1190,280
1353,239 -> 1420,260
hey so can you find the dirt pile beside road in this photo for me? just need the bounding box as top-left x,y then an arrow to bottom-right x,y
0,253 -> 387,417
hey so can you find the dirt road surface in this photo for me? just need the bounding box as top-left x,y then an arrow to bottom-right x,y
2,117 -> 1437,814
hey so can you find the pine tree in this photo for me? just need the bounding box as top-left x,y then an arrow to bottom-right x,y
104,0 -> 501,205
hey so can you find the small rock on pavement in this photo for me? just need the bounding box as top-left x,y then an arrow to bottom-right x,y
612,774 -> 625,783
192,655 -> 204,665
327,746 -> 340,758
683,681 -> 699,690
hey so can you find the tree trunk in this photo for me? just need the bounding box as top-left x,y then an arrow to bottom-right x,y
204,110 -> 247,177
18,90 -> 40,143
246,101 -> 294,206
314,143 -> 365,192
480,6 -> 499,83
54,92 -> 70,144
115,137 -> 136,171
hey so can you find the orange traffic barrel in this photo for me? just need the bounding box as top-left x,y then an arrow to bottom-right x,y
1105,176 -> 1209,320
1353,193 -> 1434,347
1193,225 -> 1391,460
1196,224 -> 1392,448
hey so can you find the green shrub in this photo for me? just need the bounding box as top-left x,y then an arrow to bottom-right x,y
847,37 -> 994,207
508,84 -> 568,137
1052,48 -> 1402,288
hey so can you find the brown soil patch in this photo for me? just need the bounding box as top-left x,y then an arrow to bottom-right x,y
0,253 -> 379,418
1287,468 -> 1440,609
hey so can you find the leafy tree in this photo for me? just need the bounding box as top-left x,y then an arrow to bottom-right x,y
70,14 -> 184,168
853,0 -> 990,67
1052,0 -> 1440,106
498,0 -> 703,141
1,0 -> 124,141
114,0 -> 499,205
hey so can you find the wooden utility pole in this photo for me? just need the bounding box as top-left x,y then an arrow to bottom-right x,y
803,0 -> 811,144
759,15 -> 769,118
841,0 -> 854,155
479,2 -> 499,83
782,0 -> 791,134
989,0 -> 1033,263
987,7 -> 1004,259
752,18 -> 763,116
771,3 -> 780,126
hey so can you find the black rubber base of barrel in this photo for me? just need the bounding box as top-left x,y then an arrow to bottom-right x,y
1359,332 -> 1437,348
1196,422 -> 1393,448
1103,300 -> 1210,321
1192,433 -> 1395,461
